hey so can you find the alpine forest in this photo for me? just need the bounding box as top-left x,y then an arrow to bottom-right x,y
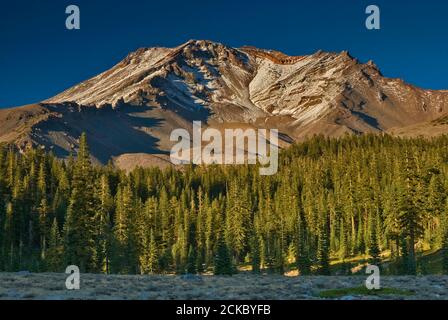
1,133 -> 448,276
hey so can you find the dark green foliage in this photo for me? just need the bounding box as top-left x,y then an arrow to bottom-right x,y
250,235 -> 261,273
316,205 -> 331,275
186,245 -> 197,274
214,232 -> 234,275
368,211 -> 381,266
442,205 -> 448,274
0,134 -> 448,275
46,218 -> 63,272
397,151 -> 424,274
63,133 -> 96,272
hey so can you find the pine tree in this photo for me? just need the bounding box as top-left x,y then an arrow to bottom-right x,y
3,202 -> 15,270
94,174 -> 113,273
250,234 -> 261,274
2,133 -> 448,275
316,197 -> 330,275
140,229 -> 159,274
147,231 -> 160,274
339,218 -> 348,260
38,198 -> 49,261
37,161 -> 47,201
296,207 -> 311,275
397,150 -> 424,275
158,187 -> 173,270
46,218 -> 63,272
442,201 -> 448,274
205,199 -> 218,268
368,211 -> 381,266
399,235 -> 410,274
225,180 -> 250,263
111,183 -> 138,273
273,237 -> 285,274
186,245 -> 197,274
425,173 -> 445,247
63,133 -> 96,272
214,232 -> 233,275
0,195 -> 5,270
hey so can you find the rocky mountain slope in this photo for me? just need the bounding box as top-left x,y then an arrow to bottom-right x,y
1,40 -> 447,165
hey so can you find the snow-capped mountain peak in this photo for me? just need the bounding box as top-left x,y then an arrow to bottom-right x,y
2,40 -> 448,164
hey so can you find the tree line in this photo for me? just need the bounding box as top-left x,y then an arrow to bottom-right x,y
1,133 -> 448,275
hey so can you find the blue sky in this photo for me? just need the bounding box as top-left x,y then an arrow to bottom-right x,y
1,0 -> 447,108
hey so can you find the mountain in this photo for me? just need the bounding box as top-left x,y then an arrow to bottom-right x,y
1,39 -> 448,167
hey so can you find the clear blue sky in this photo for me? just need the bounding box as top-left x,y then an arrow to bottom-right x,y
1,0 -> 447,108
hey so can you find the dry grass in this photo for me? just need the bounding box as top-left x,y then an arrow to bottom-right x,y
0,272 -> 448,300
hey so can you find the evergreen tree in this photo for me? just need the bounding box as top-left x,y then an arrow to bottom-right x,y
147,231 -> 160,274
214,232 -> 233,275
397,151 -> 424,274
1,134 -> 448,275
442,201 -> 448,274
111,183 -> 138,273
250,234 -> 261,274
225,180 -> 250,263
3,202 -> 15,270
368,211 -> 381,266
38,198 -> 49,261
63,133 -> 96,272
140,230 -> 159,274
316,197 -> 330,275
94,174 -> 113,273
46,218 -> 63,272
186,245 -> 197,274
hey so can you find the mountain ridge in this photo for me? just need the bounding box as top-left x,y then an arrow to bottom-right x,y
1,39 -> 448,167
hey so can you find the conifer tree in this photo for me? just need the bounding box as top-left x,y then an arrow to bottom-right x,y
94,174 -> 113,273
2,134 -> 448,275
0,196 -> 4,270
425,173 -> 445,247
38,198 -> 49,261
3,202 -> 14,270
296,209 -> 311,275
63,133 -> 96,272
147,231 -> 160,274
186,244 -> 197,274
442,201 -> 448,274
316,197 -> 330,275
397,151 -> 424,274
214,232 -> 233,275
46,218 -> 63,272
339,218 -> 348,260
368,211 -> 381,266
112,183 -> 138,273
225,180 -> 250,263
250,234 -> 261,274
140,230 -> 160,274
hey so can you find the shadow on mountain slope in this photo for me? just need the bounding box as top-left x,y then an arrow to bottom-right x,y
33,103 -> 171,163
